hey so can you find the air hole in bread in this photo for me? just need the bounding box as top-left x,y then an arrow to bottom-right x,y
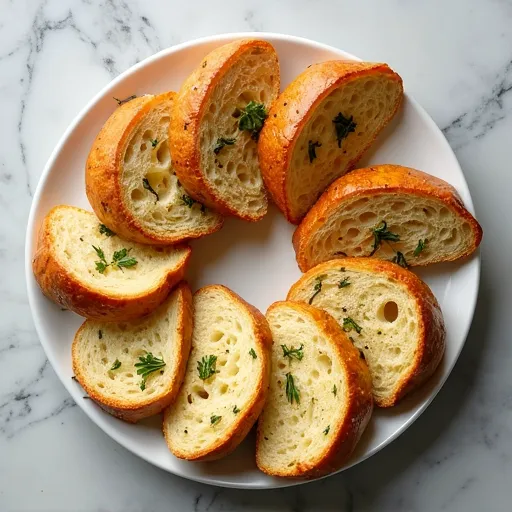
187,394 -> 193,404
317,354 -> 332,371
195,388 -> 209,400
248,200 -> 260,209
124,145 -> 134,163
391,202 -> 406,211
346,227 -> 360,239
142,130 -> 154,141
311,369 -> 320,379
156,143 -> 170,164
219,384 -> 228,394
289,415 -> 299,425
131,188 -> 144,201
439,206 -> 450,218
140,143 -> 147,152
226,364 -> 240,377
277,362 -> 286,370
97,382 -> 105,388
383,301 -> 399,322
209,103 -> 217,114
211,330 -> 224,342
359,211 -> 377,223
101,357 -> 107,364
125,373 -> 133,378
152,211 -> 164,221
159,116 -> 170,125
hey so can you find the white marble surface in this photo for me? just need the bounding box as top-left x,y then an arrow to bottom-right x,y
1,0 -> 511,510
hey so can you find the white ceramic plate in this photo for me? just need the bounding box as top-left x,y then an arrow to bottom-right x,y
25,33 -> 480,489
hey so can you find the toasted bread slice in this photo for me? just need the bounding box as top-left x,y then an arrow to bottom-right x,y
163,285 -> 272,461
293,165 -> 483,271
72,283 -> 193,422
259,61 -> 403,224
32,206 -> 191,321
86,92 -> 223,245
170,39 -> 280,221
256,301 -> 373,478
287,258 -> 445,407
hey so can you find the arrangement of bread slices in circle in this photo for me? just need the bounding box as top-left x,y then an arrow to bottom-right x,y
32,39 -> 482,478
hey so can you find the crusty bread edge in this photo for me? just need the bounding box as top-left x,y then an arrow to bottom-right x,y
258,61 -> 404,224
32,205 -> 191,322
170,39 -> 280,221
293,165 -> 483,271
287,258 -> 446,407
162,284 -> 272,461
256,300 -> 373,478
85,93 -> 224,245
72,282 -> 193,423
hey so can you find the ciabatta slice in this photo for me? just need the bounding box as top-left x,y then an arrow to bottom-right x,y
86,92 -> 223,245
293,165 -> 483,271
72,283 -> 192,422
259,61 -> 403,223
256,301 -> 373,478
287,258 -> 445,407
32,206 -> 190,321
163,285 -> 272,461
170,39 -> 280,221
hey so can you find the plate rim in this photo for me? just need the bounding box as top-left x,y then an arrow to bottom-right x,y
24,31 -> 481,489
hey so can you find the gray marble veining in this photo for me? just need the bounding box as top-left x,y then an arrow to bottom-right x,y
1,0 -> 511,510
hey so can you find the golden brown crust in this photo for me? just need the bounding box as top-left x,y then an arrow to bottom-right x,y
163,284 -> 272,461
85,93 -> 224,245
287,258 -> 446,407
293,165 -> 483,271
32,205 -> 191,322
256,301 -> 373,477
72,282 -> 193,423
170,39 -> 279,221
258,61 -> 403,224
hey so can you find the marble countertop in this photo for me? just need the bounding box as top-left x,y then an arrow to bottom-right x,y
1,0 -> 511,510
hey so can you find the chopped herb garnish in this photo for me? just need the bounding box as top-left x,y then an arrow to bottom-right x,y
370,220 -> 400,255
197,355 -> 219,380
135,353 -> 165,390
113,94 -> 137,105
80,237 -> 84,242
414,239 -> 428,257
93,244 -> 137,273
110,359 -> 121,370
338,277 -> 350,288
285,373 -> 300,405
202,60 -> 207,68
308,140 -> 322,163
323,425 -> 330,435
343,317 -> 362,334
142,178 -> 159,201
332,384 -> 337,396
181,194 -> 202,209
213,137 -> 236,154
99,224 -> 116,237
150,138 -> 158,148
238,101 -> 267,140
309,276 -> 324,304
210,415 -> 222,426
249,348 -> 257,359
393,251 -> 408,268
93,245 -> 108,274
233,405 -> 240,414
98,330 -> 103,339
332,112 -> 356,148
281,344 -> 304,361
